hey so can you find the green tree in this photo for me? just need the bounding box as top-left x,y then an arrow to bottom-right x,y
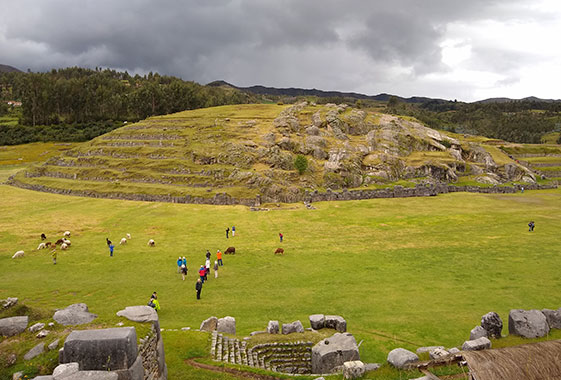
294,155 -> 308,175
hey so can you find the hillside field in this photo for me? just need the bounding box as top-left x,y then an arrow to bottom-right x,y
1,178 -> 561,378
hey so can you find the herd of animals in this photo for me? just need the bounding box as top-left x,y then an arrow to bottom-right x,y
11,230 -> 285,259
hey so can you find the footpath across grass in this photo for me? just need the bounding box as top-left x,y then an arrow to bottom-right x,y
1,185 -> 561,379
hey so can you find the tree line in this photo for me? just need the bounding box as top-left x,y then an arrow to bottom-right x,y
0,67 -> 257,144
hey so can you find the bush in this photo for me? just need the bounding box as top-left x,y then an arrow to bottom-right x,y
294,154 -> 308,175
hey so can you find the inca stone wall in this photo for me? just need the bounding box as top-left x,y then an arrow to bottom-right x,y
7,177 -> 556,206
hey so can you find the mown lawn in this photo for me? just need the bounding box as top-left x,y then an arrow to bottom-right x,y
1,184 -> 561,379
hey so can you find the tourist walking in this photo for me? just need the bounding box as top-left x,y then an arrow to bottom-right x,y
182,256 -> 187,267
51,248 -> 57,265
232,225 -> 236,237
177,256 -> 183,273
279,232 -> 283,243
214,260 -> 218,278
181,264 -> 187,281
199,265 -> 206,283
106,238 -> 112,247
528,221 -> 535,231
206,250 -> 211,260
196,278 -> 203,300
217,249 -> 223,266
226,227 -> 230,239
109,243 -> 115,257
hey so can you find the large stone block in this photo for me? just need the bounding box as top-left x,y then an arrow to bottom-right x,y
200,316 -> 218,332
53,362 -> 79,378
217,316 -> 236,335
116,306 -> 158,323
57,371 -> 118,380
470,325 -> 488,340
282,320 -> 304,334
115,353 -> 144,380
0,316 -> 28,337
508,309 -> 550,338
61,327 -> 138,371
387,348 -> 418,369
542,308 -> 561,329
312,333 -> 359,374
462,337 -> 491,351
324,315 -> 346,332
24,343 -> 45,360
481,312 -> 502,338
309,314 -> 325,330
343,360 -> 365,379
267,320 -> 279,334
53,303 -> 97,326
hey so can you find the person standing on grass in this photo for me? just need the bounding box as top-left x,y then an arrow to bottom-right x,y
205,257 -> 211,280
109,242 -> 115,257
177,256 -> 183,273
528,221 -> 535,231
232,225 -> 236,237
217,249 -> 223,266
226,227 -> 230,239
196,278 -> 203,300
199,265 -> 206,283
206,250 -> 211,260
182,256 -> 187,267
214,260 -> 218,278
106,238 -> 112,247
51,247 -> 57,265
181,264 -> 187,281
279,232 -> 283,243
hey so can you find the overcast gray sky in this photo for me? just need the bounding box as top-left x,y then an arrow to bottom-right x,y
1,0 -> 560,101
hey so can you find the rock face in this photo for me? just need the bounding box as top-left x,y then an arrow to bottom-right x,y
53,362 -> 80,378
312,333 -> 359,374
387,348 -> 419,369
541,308 -> 561,329
509,309 -> 550,338
200,316 -> 218,332
324,315 -> 347,332
343,360 -> 365,379
481,312 -> 502,338
0,316 -> 28,337
53,303 -> 97,326
282,320 -> 304,334
24,343 -> 45,360
462,337 -> 491,351
309,314 -> 325,330
2,297 -> 18,309
267,320 -> 279,334
61,327 -> 138,371
217,316 -> 236,335
48,339 -> 60,351
470,325 -> 488,340
116,306 -> 158,323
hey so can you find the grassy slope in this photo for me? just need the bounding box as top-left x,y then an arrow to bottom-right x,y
1,181 -> 561,378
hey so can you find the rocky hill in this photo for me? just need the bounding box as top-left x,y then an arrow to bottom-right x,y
0,64 -> 22,73
10,103 -> 542,204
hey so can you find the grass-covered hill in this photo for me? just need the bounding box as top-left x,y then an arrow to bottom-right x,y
9,102 -> 554,204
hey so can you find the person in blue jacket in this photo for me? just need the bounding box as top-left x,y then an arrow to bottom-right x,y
177,256 -> 182,273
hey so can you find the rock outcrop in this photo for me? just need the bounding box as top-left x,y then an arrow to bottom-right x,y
53,303 -> 97,326
508,309 -> 550,338
312,333 -> 359,374
387,348 -> 419,369
0,316 -> 28,337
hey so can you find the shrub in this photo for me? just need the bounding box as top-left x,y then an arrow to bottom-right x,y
294,154 -> 308,175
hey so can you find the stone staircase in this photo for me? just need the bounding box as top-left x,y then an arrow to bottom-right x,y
211,331 -> 313,374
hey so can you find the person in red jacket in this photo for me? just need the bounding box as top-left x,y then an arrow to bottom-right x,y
198,265 -> 206,283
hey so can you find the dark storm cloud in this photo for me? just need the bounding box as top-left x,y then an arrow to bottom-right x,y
0,0 -> 556,100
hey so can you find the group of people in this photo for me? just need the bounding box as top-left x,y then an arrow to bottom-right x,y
226,225 -> 236,238
171,249 -> 225,300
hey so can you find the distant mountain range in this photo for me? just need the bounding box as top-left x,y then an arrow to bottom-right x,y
0,64 -> 22,73
208,80 -> 561,104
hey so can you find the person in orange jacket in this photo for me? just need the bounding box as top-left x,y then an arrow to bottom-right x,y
217,249 -> 223,266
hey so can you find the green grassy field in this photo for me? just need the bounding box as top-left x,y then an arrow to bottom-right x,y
1,180 -> 561,378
